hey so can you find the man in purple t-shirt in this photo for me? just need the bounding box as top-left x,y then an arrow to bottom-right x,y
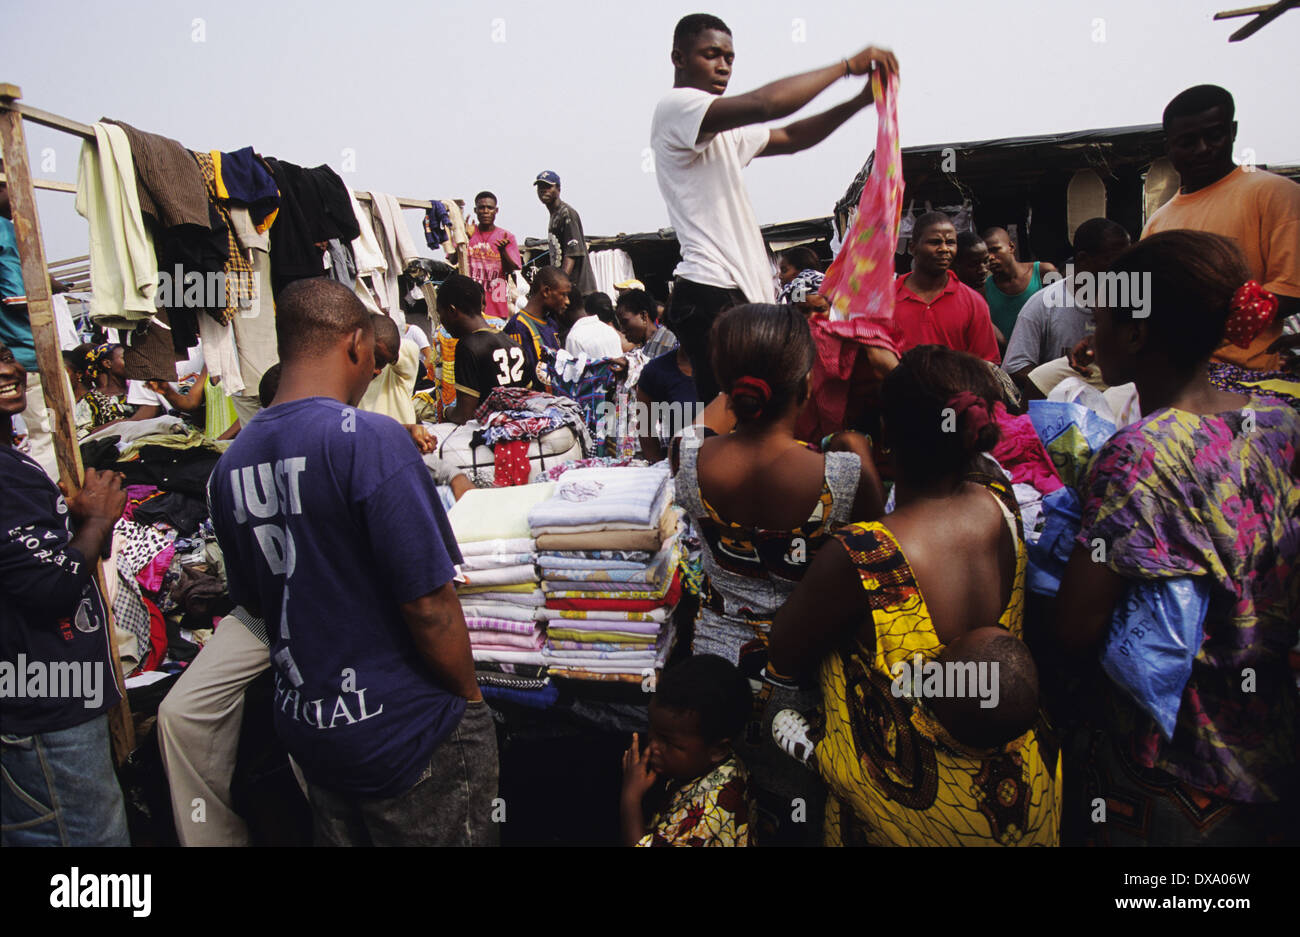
208,279 -> 497,846
465,190 -> 522,321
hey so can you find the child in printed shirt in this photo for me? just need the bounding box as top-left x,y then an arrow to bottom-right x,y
620,655 -> 752,846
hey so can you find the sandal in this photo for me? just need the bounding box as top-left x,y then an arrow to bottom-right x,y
772,709 -> 816,766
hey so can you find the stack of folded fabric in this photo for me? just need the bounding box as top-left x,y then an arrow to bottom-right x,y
447,484 -> 556,688
529,465 -> 683,683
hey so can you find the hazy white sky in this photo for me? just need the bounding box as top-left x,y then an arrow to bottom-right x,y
7,0 -> 1299,263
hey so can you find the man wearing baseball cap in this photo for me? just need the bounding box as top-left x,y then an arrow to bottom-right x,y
534,171 -> 596,295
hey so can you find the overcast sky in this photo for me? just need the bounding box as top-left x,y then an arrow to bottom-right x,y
7,0 -> 1299,263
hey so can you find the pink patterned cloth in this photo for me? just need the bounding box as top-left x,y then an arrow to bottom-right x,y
471,635 -> 545,652
137,544 -> 176,592
799,70 -> 904,440
466,616 -> 540,635
820,70 -> 904,334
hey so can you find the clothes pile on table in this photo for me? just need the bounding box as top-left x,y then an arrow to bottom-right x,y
447,483 -> 557,704
529,464 -> 683,685
78,417 -> 233,682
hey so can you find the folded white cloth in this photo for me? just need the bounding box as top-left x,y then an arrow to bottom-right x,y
459,602 -> 542,623
461,590 -> 545,608
531,490 -> 673,536
459,537 -> 537,558
470,631 -> 544,650
547,661 -> 658,674
471,648 -> 546,666
84,415 -> 186,447
450,484 -> 556,543
528,465 -> 670,532
456,564 -> 538,588
460,553 -> 535,572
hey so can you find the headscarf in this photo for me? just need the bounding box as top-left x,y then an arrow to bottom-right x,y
778,268 -> 825,305
82,343 -> 117,381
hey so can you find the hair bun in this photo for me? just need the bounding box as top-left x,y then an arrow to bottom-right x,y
731,376 -> 773,419
970,421 -> 1000,454
947,390 -> 997,454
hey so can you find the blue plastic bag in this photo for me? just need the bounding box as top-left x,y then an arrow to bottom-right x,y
1027,400 -> 1117,490
1025,487 -> 1082,597
1101,578 -> 1210,740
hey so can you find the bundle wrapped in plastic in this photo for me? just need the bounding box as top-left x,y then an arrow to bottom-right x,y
1027,400 -> 1117,490
1024,487 -> 1082,597
1102,578 -> 1210,739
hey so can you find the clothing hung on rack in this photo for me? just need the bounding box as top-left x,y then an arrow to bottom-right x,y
210,147 -> 280,230
75,122 -> 158,327
263,157 -> 360,294
344,189 -> 388,314
192,150 -> 255,325
363,191 -> 422,325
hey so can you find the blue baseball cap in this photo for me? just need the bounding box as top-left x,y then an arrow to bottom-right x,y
533,170 -> 561,187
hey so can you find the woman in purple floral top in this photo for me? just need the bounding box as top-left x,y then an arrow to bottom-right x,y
1057,231 -> 1299,844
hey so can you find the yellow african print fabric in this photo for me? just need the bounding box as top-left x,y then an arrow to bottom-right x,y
817,478 -> 1063,846
637,756 -> 752,847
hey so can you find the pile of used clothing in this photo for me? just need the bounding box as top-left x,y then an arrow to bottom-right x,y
422,387 -> 591,487
548,349 -> 644,457
447,484 -> 558,708
80,418 -> 232,683
529,464 -> 682,684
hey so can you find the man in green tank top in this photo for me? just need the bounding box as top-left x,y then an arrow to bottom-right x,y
982,227 -> 1058,344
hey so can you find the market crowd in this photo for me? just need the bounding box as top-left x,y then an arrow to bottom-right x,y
2,13 -> 1297,847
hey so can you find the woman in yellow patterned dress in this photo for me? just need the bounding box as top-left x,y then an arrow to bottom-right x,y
767,346 -> 1062,845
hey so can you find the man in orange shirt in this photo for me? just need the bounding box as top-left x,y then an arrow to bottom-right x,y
1143,85 -> 1300,371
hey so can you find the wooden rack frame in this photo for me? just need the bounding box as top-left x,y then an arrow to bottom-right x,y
0,82 -> 466,763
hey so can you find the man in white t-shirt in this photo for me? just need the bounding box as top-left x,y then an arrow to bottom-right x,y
651,13 -> 897,403
126,340 -> 206,421
562,303 -> 625,360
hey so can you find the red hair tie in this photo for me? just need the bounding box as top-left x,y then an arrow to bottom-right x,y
1224,280 -> 1278,349
732,376 -> 773,414
947,391 -> 993,450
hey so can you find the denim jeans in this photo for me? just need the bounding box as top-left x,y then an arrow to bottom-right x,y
1,714 -> 131,846
308,699 -> 500,846
666,278 -> 748,406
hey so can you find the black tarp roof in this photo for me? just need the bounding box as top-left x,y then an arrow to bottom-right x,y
520,216 -> 835,259
837,123 -> 1169,217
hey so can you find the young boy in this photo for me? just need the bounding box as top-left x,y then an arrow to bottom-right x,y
621,654 -> 753,846
437,273 -> 529,424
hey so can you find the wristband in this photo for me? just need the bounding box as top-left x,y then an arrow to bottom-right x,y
841,58 -> 851,79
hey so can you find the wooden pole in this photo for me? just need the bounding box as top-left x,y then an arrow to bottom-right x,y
0,83 -> 136,764
1214,1 -> 1297,40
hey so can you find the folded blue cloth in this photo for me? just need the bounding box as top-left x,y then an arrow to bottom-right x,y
482,683 -> 559,710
